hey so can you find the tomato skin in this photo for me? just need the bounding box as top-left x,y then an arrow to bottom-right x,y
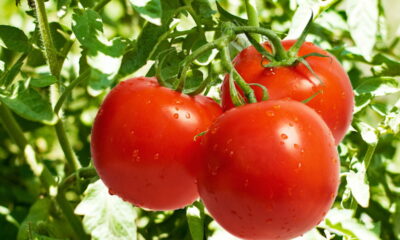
221,40 -> 354,144
198,100 -> 339,240
91,77 -> 222,211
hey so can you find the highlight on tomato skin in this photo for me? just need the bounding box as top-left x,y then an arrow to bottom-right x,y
197,100 -> 340,240
221,40 -> 355,145
91,77 -> 222,211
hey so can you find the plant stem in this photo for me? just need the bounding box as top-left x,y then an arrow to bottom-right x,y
220,46 -> 257,104
175,35 -> 233,92
55,122 -> 81,171
232,26 -> 287,61
54,70 -> 91,114
93,0 -> 113,12
244,0 -> 260,42
34,0 -> 81,172
33,0 -> 60,77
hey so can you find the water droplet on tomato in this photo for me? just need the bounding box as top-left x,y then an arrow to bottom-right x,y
289,122 -> 294,127
281,133 -> 288,140
273,105 -> 281,109
293,143 -> 299,149
175,100 -> 182,104
108,189 -> 115,195
300,148 -> 305,154
146,100 -> 152,104
185,112 -> 191,119
229,151 -> 234,157
297,162 -> 302,168
173,113 -> 179,119
266,111 -> 275,117
130,130 -> 135,135
175,107 -> 179,111
132,149 -> 140,162
154,153 -> 159,160
293,116 -> 299,122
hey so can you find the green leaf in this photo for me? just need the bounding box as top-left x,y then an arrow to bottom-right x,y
216,2 -> 248,25
160,0 -> 182,24
0,81 -> 57,125
346,162 -> 370,208
346,0 -> 378,60
354,93 -> 372,114
371,53 -> 400,76
0,58 -> 24,87
355,77 -> 400,96
17,198 -> 52,240
29,75 -> 57,88
49,22 -> 68,51
322,208 -> 380,240
286,0 -> 314,40
357,122 -> 378,145
75,180 -> 137,240
0,25 -> 31,52
130,0 -> 162,26
186,201 -> 205,240
118,23 -> 167,77
383,99 -> 400,134
72,9 -> 127,57
191,0 -> 216,26
157,48 -> 185,85
79,0 -> 95,8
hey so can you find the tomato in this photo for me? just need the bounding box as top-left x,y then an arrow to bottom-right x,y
91,77 -> 222,211
221,40 -> 354,144
197,100 -> 339,240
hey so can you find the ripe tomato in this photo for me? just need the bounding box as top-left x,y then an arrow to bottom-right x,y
221,40 -> 354,144
91,77 -> 222,211
198,100 -> 339,240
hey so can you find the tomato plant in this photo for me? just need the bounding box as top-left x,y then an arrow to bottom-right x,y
1,0 -> 400,239
91,77 -> 221,210
198,100 -> 339,239
221,40 -> 354,145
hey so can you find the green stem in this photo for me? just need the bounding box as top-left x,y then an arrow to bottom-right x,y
232,26 -> 287,61
220,46 -> 257,103
168,28 -> 217,39
54,70 -> 91,114
34,0 -> 81,172
33,0 -> 60,77
175,35 -> 233,92
244,0 -> 260,42
55,122 -> 82,171
93,0 -> 113,11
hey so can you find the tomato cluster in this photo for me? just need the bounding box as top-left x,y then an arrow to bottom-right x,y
91,41 -> 353,239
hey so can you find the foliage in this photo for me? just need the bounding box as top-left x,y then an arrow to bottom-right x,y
0,0 -> 399,239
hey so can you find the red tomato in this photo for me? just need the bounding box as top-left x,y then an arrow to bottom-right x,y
221,40 -> 354,144
91,77 -> 222,211
198,100 -> 339,240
